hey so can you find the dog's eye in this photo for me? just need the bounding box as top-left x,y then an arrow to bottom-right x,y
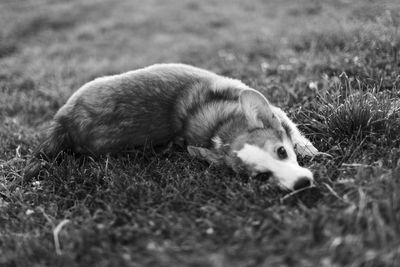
254,171 -> 272,182
277,146 -> 288,159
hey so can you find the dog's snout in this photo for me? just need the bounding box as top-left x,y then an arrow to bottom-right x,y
293,177 -> 312,190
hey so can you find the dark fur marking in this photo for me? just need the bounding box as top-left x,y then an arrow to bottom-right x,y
180,88 -> 240,146
207,112 -> 238,148
185,89 -> 239,118
253,171 -> 273,182
247,127 -> 265,134
281,121 -> 293,141
204,89 -> 239,103
182,102 -> 238,148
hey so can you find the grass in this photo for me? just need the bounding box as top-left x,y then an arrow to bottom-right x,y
1,0 -> 400,266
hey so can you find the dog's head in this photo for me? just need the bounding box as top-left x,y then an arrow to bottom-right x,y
188,89 -> 314,191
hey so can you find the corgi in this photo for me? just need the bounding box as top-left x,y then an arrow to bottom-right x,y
24,63 -> 318,190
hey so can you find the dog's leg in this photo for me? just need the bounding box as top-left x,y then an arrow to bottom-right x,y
271,106 -> 318,156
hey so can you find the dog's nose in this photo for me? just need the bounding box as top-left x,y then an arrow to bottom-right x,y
293,177 -> 312,190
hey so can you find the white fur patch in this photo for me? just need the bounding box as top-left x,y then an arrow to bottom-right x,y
212,136 -> 223,149
235,144 -> 273,172
235,144 -> 313,190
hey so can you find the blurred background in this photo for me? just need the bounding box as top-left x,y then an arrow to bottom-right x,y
1,0 -> 399,127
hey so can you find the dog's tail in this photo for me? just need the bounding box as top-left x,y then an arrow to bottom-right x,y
24,121 -> 73,180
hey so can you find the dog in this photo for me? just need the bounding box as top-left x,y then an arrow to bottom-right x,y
24,63 -> 318,190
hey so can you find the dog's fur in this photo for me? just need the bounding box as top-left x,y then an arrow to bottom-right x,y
25,63 -> 318,190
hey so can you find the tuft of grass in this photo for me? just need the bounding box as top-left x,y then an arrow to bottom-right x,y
295,74 -> 400,165
307,89 -> 397,139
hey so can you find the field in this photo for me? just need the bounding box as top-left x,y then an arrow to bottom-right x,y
1,0 -> 400,266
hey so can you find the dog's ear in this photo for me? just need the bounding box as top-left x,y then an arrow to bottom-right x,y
239,89 -> 281,129
187,146 -> 223,164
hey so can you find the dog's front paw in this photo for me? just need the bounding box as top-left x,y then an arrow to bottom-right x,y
295,141 -> 319,157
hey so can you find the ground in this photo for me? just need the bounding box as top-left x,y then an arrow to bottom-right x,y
1,0 -> 400,266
